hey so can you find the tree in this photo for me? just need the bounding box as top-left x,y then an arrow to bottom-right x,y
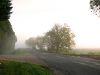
0,0 -> 17,54
44,24 -> 75,53
25,24 -> 75,53
25,36 -> 45,50
0,0 -> 12,20
90,0 -> 100,16
36,36 -> 45,50
25,37 -> 36,49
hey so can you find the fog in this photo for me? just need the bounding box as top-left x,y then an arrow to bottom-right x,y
1,0 -> 100,75
9,0 -> 100,49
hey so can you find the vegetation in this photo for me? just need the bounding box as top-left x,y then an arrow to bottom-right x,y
44,24 -> 75,53
12,48 -> 32,55
0,0 -> 12,20
0,21 -> 17,54
25,36 -> 44,50
26,23 -> 75,53
0,0 -> 17,54
90,0 -> 100,16
0,60 -> 53,75
26,37 -> 37,49
64,49 -> 100,56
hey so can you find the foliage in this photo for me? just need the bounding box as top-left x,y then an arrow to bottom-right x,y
44,24 -> 75,53
25,36 -> 45,50
36,36 -> 45,50
25,37 -> 36,49
90,0 -> 100,16
0,0 -> 17,54
26,23 -> 75,53
0,21 -> 17,54
0,61 -> 53,75
0,0 -> 12,20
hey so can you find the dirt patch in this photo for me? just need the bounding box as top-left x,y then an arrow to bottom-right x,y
0,55 -> 43,64
40,65 -> 64,75
52,69 -> 64,75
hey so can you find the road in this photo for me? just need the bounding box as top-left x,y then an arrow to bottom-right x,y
32,51 -> 100,75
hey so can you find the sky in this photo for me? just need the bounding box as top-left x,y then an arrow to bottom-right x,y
10,0 -> 100,48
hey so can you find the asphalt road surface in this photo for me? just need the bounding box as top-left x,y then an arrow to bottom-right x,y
32,51 -> 100,75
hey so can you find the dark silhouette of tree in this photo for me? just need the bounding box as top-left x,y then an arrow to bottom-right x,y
90,0 -> 100,16
0,0 -> 17,54
0,0 -> 12,20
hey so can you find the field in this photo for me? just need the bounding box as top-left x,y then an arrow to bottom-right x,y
67,49 -> 100,60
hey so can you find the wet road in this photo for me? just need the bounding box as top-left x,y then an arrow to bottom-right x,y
33,51 -> 100,75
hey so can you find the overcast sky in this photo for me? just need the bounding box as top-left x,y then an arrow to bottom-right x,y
10,0 -> 100,48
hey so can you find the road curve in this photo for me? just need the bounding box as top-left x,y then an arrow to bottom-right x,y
33,51 -> 100,75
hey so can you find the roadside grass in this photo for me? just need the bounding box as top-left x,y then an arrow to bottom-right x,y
11,48 -> 32,55
61,49 -> 100,60
0,60 -> 53,75
50,49 -> 100,60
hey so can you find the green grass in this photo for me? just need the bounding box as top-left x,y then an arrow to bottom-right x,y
0,61 -> 53,75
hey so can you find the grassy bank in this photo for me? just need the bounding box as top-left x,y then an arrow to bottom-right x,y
0,60 -> 53,75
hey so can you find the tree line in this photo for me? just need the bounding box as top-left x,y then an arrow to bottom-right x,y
26,0 -> 100,53
26,24 -> 75,53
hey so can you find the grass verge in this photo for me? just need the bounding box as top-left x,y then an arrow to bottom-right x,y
0,60 -> 53,75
